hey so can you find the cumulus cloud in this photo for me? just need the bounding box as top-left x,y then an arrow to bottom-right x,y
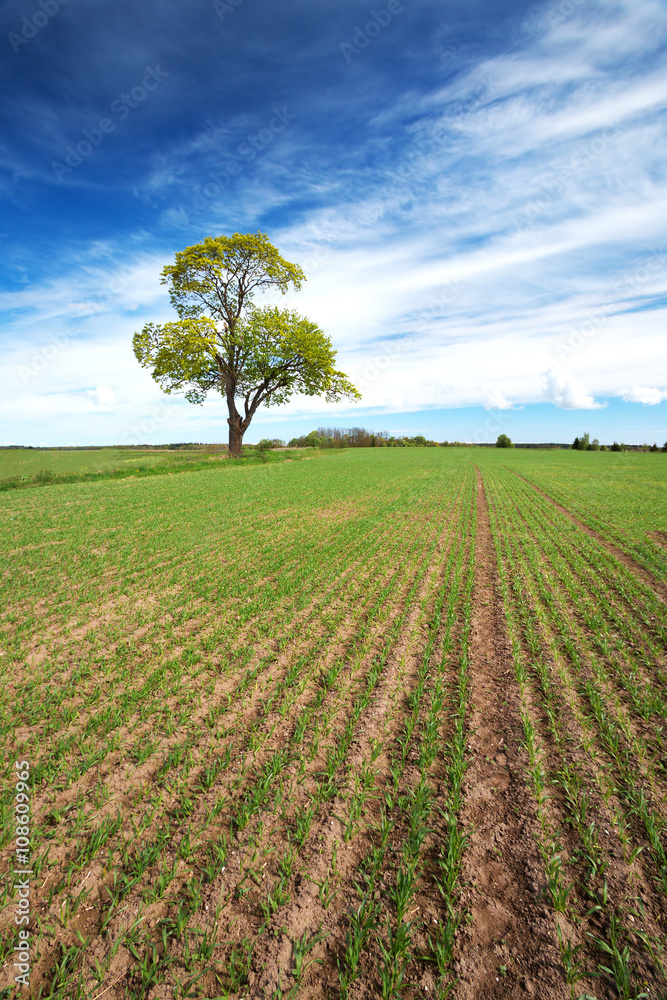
542,365 -> 605,409
85,385 -> 116,408
620,385 -> 667,404
483,389 -> 515,410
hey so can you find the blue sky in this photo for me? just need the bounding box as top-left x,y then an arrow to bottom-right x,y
1,0 -> 666,445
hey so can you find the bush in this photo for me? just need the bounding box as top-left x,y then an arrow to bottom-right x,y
256,438 -> 284,450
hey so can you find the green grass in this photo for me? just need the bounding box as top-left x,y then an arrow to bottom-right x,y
0,444 -> 318,492
482,447 -> 667,543
0,447 -> 665,1000
0,446 -> 214,479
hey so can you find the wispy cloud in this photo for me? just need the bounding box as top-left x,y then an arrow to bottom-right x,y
1,0 -> 665,442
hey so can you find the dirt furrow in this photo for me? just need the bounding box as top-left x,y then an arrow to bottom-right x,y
453,471 -> 569,999
244,513 -> 468,997
508,470 -> 667,602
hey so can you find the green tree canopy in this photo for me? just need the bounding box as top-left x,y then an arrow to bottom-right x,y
572,432 -> 590,451
133,232 -> 360,454
496,433 -> 514,448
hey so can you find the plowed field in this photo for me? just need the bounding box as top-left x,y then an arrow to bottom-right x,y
1,448 -> 666,1000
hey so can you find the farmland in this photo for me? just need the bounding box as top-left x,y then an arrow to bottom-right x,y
0,448 -> 215,481
1,448 -> 666,1000
0,447 -> 312,496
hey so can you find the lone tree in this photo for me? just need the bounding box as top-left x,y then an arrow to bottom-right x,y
133,232 -> 360,455
495,433 -> 514,448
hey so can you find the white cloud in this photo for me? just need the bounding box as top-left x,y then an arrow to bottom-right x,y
2,0 -> 667,442
85,385 -> 116,408
620,385 -> 667,405
482,389 -> 514,410
542,365 -> 605,410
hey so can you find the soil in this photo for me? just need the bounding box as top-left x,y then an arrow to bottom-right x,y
648,529 -> 667,550
3,469 -> 665,1000
452,471 -> 570,999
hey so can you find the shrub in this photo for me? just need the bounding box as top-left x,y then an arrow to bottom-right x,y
257,438 -> 284,450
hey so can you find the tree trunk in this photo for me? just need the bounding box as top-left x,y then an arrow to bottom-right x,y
228,415 -> 244,456
225,380 -> 246,457
226,379 -> 268,456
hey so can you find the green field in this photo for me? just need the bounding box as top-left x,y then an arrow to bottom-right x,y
1,449 -> 666,1000
0,447 -> 226,481
0,445 -> 310,494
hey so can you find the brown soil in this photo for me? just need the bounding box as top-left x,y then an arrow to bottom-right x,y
648,529 -> 667,550
4,471 -> 665,1000
453,471 -> 570,999
497,517 -> 667,996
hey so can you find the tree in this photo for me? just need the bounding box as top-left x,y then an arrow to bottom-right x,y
496,433 -> 514,448
133,232 -> 361,455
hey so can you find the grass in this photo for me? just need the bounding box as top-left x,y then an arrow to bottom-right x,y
0,447 -> 665,998
0,444 -> 319,492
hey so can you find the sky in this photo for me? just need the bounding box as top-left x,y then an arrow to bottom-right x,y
1,0 -> 666,446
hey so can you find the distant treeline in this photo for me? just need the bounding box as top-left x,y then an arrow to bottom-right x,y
3,443 -> 216,451
6,435 -> 666,453
476,442 -> 571,449
571,434 -> 667,452
276,428 -> 440,448
264,429 -> 571,449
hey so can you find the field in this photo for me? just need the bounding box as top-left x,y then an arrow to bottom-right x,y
0,449 -> 219,480
0,449 -> 238,493
0,447 -> 310,496
1,448 -> 666,1000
